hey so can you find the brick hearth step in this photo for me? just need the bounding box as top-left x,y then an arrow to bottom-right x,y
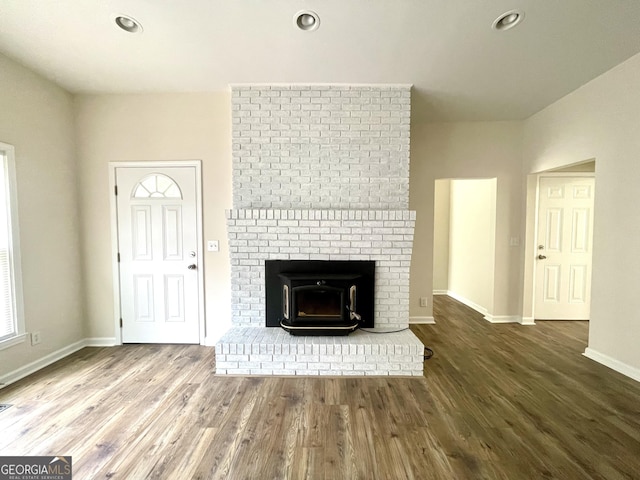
215,327 -> 424,376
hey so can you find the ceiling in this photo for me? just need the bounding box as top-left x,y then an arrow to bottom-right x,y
1,0 -> 640,122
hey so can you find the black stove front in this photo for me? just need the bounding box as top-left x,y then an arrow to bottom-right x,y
265,260 -> 374,335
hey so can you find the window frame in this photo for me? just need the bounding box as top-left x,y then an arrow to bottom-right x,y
0,142 -> 26,350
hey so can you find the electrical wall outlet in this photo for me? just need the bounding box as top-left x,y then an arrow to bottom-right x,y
420,297 -> 428,307
31,331 -> 41,345
207,240 -> 219,252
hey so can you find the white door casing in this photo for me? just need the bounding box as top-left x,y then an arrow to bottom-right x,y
534,176 -> 595,320
112,163 -> 203,344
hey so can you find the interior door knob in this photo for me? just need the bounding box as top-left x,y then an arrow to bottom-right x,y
537,255 -> 547,260
188,264 -> 197,270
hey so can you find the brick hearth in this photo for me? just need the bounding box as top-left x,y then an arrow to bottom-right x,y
216,328 -> 423,376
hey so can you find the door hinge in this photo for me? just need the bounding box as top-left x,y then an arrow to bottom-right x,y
120,318 -> 123,328
117,252 -> 120,262
114,185 -> 118,196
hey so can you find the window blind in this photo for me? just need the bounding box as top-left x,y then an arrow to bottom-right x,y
0,154 -> 16,341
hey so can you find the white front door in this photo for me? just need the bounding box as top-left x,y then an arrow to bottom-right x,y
115,166 -> 201,343
534,176 -> 595,320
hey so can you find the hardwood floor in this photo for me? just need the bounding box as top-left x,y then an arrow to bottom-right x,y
1,295 -> 639,479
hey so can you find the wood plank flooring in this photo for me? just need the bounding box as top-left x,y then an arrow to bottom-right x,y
1,295 -> 639,479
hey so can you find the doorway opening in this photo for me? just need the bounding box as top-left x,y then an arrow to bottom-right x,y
433,178 -> 497,319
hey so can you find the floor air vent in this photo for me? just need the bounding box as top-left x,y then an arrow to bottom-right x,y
0,404 -> 12,413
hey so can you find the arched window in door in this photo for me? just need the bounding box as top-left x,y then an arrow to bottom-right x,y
132,174 -> 182,199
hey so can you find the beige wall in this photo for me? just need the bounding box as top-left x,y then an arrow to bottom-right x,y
409,121 -> 524,319
551,160 -> 596,173
523,51 -> 640,376
448,179 -> 497,313
0,54 -> 84,377
74,93 -> 233,343
432,179 -> 450,292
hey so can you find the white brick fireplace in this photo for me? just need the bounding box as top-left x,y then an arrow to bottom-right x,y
216,84 -> 424,376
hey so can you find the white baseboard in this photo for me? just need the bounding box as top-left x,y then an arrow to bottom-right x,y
85,337 -> 118,347
583,348 -> 640,383
446,290 -> 488,316
409,316 -> 435,324
0,337 -> 119,388
444,292 -> 532,326
0,339 -> 87,388
432,290 -> 448,295
483,314 -> 521,324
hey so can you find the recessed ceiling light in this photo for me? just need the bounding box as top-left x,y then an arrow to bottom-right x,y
294,11 -> 320,32
492,10 -> 524,31
115,15 -> 143,34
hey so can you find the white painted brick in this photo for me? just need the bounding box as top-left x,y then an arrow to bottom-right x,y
296,355 -> 320,363
353,363 -> 377,371
330,363 -> 354,371
261,362 -> 285,370
288,362 -> 309,370
227,86 -> 417,369
307,362 -> 332,370
251,354 -> 273,362
321,355 -> 343,363
231,85 -> 410,210
217,361 -> 238,369
225,354 -> 249,362
238,361 -> 262,369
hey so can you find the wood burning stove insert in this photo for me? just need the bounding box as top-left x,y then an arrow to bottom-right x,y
265,260 -> 374,335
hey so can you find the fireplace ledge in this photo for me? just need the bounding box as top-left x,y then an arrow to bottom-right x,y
215,327 -> 424,376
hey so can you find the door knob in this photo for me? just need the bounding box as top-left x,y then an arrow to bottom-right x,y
188,264 -> 197,270
537,255 -> 547,260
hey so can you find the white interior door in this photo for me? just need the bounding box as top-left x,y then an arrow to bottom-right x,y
116,166 -> 200,343
534,176 -> 595,320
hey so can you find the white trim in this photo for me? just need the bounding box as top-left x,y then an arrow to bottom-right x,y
409,316 -> 435,324
0,142 -> 25,345
0,339 -> 87,388
583,348 -> 640,383
109,161 -> 205,346
432,290 -> 448,295
537,172 -> 595,178
484,314 -> 521,324
108,165 -> 121,344
446,290 -> 488,316
85,337 -> 118,347
521,317 -> 536,325
0,332 -> 28,351
443,292 -> 531,326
